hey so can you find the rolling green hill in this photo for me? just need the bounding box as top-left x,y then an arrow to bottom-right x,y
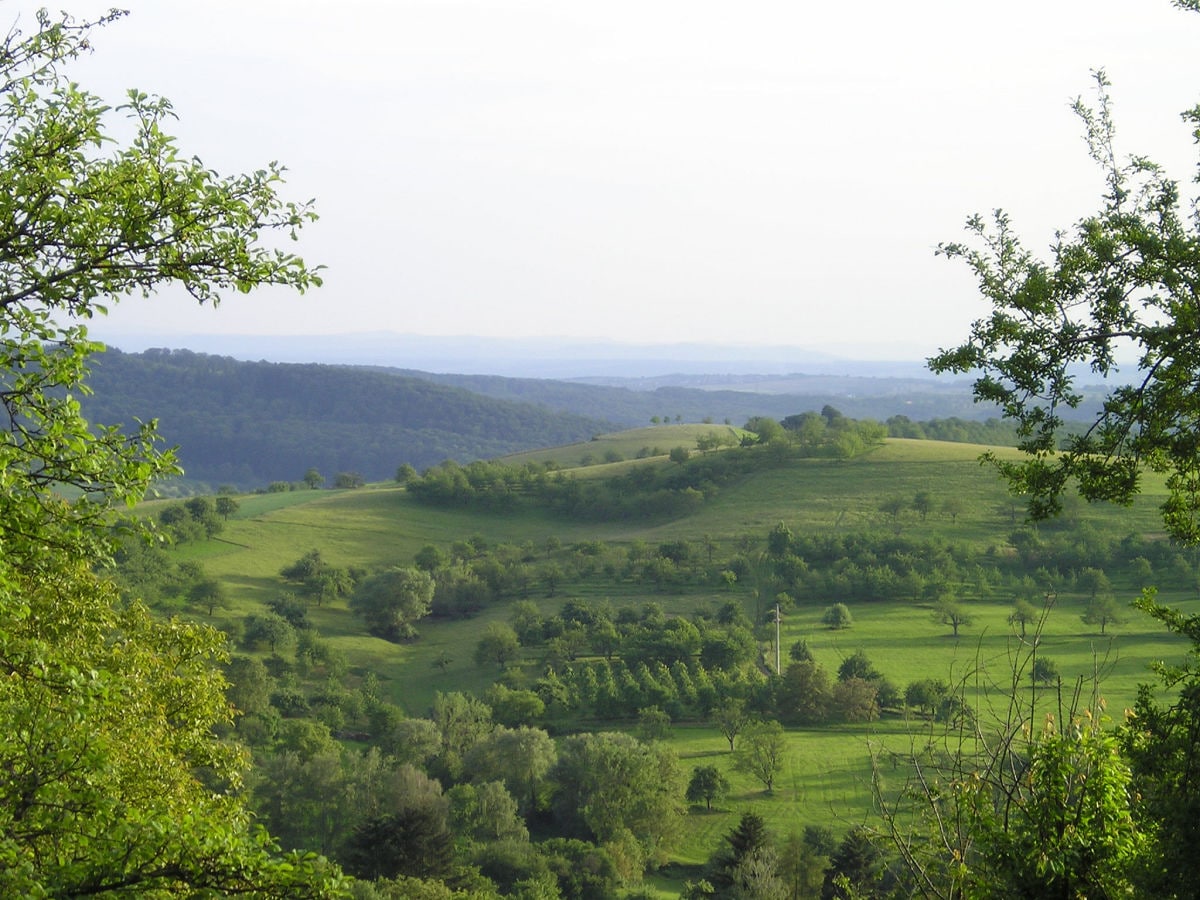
134,431 -> 1196,895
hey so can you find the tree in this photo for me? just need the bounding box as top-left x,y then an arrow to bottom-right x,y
933,598 -> 972,637
788,638 -> 814,663
879,496 -> 906,525
831,677 -> 880,723
1121,589 -> 1200,896
464,725 -> 557,816
776,659 -> 832,726
1081,595 -> 1125,634
334,471 -> 365,489
732,720 -> 788,793
215,495 -> 240,520
303,467 -> 325,489
1031,656 -> 1060,685
903,677 -> 950,718
822,602 -> 853,629
1008,597 -> 1039,638
267,593 -> 310,629
767,521 -> 793,557
912,491 -> 933,522
189,576 -> 231,616
712,697 -> 751,751
669,445 -> 691,465
243,611 -> 296,653
709,812 -> 784,899
551,732 -> 684,870
686,764 -> 731,812
821,827 -> 882,900
448,781 -> 529,844
342,806 -> 455,882
350,566 -> 435,640
474,622 -> 522,669
927,65 -> 1200,545
837,649 -> 880,683
225,655 -> 274,717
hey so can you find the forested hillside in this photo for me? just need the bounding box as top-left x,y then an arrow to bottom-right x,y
387,369 -> 997,425
81,348 -> 617,488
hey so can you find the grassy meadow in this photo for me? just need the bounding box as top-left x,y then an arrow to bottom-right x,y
160,429 -> 1199,887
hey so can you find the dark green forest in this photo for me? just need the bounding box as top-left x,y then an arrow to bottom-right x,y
81,349 -> 615,487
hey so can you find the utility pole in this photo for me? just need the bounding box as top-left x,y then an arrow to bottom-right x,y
775,602 -> 782,675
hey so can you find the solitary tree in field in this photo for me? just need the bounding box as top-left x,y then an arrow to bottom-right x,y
1082,596 -> 1126,635
215,495 -> 240,520
733,720 -> 789,793
1008,598 -> 1039,638
933,598 -> 972,638
712,697 -> 751,751
823,602 -> 853,630
686,764 -> 730,812
350,566 -> 436,640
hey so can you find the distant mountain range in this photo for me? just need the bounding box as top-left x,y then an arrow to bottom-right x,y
88,331 -> 941,379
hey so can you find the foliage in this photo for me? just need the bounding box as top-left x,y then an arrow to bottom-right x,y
1120,588 -> 1200,897
968,713 -> 1145,898
551,732 -> 684,871
1081,595 -> 1126,634
474,622 -> 522,669
350,566 -> 436,640
732,720 -> 789,793
0,7 -> 342,895
686,764 -> 731,812
928,63 -> 1200,545
933,599 -> 973,638
822,603 -> 853,630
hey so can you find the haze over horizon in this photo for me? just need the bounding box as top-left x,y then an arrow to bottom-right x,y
28,1 -> 1200,359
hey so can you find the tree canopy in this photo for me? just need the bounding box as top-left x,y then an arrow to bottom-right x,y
929,65 -> 1200,544
0,8 -> 341,895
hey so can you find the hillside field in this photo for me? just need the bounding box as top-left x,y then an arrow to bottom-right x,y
149,429 -> 1199,889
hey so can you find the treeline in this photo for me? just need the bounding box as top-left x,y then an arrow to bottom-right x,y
884,414 -> 1020,444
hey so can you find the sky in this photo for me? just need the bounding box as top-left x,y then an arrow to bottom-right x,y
20,0 -> 1200,359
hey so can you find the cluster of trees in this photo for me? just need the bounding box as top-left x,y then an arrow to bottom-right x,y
407,414 -> 890,523
883,415 -> 1019,445
762,520 -> 1193,610
682,813 -> 883,900
239,673 -> 687,895
766,406 -> 889,458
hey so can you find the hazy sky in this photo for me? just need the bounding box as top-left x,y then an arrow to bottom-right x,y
28,1 -> 1200,358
